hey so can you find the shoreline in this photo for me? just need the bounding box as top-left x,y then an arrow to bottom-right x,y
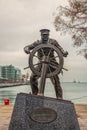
0,83 -> 27,88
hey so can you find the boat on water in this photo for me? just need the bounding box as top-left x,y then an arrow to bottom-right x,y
73,80 -> 76,83
73,80 -> 81,83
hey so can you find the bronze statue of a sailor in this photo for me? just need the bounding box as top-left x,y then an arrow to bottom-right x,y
24,29 -> 68,99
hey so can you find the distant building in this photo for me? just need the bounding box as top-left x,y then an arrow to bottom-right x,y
1,65 -> 21,82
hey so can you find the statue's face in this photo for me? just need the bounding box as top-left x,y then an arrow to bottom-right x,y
41,34 -> 49,42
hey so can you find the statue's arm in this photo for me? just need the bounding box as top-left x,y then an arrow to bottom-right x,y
24,40 -> 39,54
53,40 -> 68,57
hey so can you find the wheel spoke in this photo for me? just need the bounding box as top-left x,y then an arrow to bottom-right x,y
49,64 -> 57,69
33,54 -> 38,58
51,62 -> 59,67
49,61 -> 59,69
48,65 -> 55,77
48,48 -> 52,56
50,55 -> 59,60
34,54 -> 41,60
48,65 -> 52,73
33,62 -> 42,67
51,59 -> 59,64
41,48 -> 45,56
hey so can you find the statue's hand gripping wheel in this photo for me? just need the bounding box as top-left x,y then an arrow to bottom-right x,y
29,44 -> 64,95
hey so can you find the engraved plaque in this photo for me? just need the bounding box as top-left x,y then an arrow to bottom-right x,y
30,107 -> 57,123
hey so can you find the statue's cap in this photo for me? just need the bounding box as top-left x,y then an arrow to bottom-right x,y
40,29 -> 50,34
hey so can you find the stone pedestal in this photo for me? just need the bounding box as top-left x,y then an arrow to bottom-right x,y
9,93 -> 80,130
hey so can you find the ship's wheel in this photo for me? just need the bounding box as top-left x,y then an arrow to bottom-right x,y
29,44 -> 64,94
29,44 -> 64,78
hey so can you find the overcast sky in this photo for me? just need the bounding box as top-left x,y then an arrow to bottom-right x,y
0,0 -> 87,82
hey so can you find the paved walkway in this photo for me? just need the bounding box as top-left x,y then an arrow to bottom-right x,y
0,104 -> 87,130
75,104 -> 87,130
0,104 -> 14,130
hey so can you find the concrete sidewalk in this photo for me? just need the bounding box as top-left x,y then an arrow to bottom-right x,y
0,104 -> 13,130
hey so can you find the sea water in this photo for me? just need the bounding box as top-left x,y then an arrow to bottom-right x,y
0,82 -> 87,104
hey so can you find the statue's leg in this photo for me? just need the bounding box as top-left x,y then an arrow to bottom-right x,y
50,75 -> 63,99
30,73 -> 39,95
